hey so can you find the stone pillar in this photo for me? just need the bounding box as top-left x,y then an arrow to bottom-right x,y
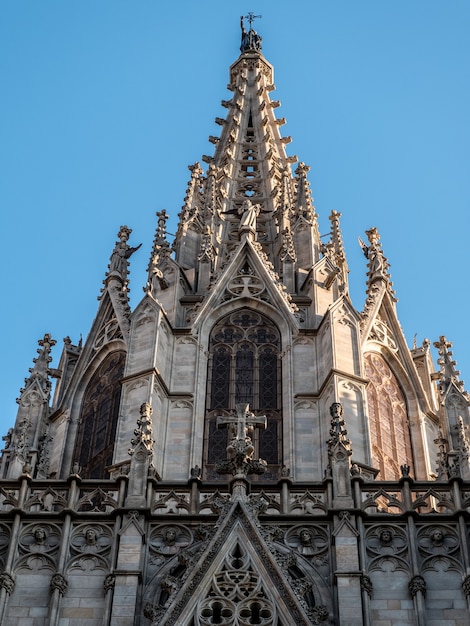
110,511 -> 145,626
333,512 -> 364,626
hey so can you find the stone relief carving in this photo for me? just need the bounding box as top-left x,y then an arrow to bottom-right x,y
285,525 -> 328,559
149,525 -> 192,557
365,525 -> 407,557
19,524 -> 61,555
417,525 -> 459,556
70,524 -> 112,556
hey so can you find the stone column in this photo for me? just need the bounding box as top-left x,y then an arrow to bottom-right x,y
109,511 -> 145,626
333,512 -> 364,626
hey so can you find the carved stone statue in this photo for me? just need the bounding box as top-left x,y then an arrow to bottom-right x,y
108,226 -> 142,279
238,199 -> 260,231
240,15 -> 262,53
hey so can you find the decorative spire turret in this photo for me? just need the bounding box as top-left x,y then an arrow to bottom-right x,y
4,334 -> 57,476
360,227 -> 396,330
434,336 -> 468,397
146,210 -> 171,296
433,336 -> 470,478
18,333 -> 56,400
294,162 -> 317,224
320,211 -> 349,294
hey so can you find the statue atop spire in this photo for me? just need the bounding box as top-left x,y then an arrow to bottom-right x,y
240,13 -> 262,53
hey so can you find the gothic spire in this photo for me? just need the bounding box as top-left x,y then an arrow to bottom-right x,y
18,334 -> 56,401
171,19 -> 321,290
434,336 -> 468,398
320,210 -> 349,294
360,227 -> 396,329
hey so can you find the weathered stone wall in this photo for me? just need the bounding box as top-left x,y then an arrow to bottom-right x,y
0,473 -> 469,625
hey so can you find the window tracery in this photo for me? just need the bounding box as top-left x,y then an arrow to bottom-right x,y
195,543 -> 277,626
205,311 -> 281,479
364,353 -> 413,480
74,351 -> 125,479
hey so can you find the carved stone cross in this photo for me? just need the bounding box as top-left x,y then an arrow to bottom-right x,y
215,404 -> 267,481
217,403 -> 266,444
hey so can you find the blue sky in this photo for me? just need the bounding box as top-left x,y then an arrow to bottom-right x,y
1,1 -> 469,435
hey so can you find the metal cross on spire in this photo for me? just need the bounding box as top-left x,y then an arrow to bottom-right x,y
243,12 -> 262,28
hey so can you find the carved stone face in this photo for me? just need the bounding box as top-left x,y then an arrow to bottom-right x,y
34,527 -> 46,543
85,528 -> 97,544
165,529 -> 177,545
379,529 -> 392,545
430,529 -> 444,545
299,529 -> 312,545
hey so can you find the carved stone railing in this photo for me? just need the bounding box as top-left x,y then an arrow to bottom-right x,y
0,474 -> 468,518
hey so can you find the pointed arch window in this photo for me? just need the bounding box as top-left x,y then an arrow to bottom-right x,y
74,351 -> 125,479
364,352 -> 414,480
204,310 -> 282,480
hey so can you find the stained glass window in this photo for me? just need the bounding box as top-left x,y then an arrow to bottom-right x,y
74,351 -> 125,479
205,310 -> 282,479
364,352 -> 414,480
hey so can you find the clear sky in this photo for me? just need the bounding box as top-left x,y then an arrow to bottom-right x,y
1,1 -> 469,435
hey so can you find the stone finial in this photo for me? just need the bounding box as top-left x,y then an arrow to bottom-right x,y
294,162 -> 316,223
129,403 -> 154,456
433,335 -> 468,396
327,403 -> 353,506
18,333 -> 56,398
434,429 -> 449,481
327,403 -> 352,455
362,227 -> 394,292
280,228 -> 296,263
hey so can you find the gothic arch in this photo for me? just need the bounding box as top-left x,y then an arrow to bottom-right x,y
203,308 -> 283,480
364,351 -> 414,480
73,350 -> 126,478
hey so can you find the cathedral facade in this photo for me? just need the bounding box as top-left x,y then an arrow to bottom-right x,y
1,19 -> 470,626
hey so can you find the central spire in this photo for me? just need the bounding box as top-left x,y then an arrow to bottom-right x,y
167,19 -> 323,301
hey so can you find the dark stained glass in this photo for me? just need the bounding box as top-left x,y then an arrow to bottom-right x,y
74,351 -> 125,479
207,419 -> 228,465
205,310 -> 282,479
259,418 -> 279,464
235,344 -> 254,405
210,348 -> 231,409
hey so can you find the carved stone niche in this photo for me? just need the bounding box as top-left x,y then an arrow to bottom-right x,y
18,523 -> 61,556
149,524 -> 193,557
416,524 -> 459,557
70,523 -> 113,556
364,524 -> 408,559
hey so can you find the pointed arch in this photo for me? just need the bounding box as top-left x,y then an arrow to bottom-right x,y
364,352 -> 414,480
204,308 -> 282,480
73,351 -> 125,478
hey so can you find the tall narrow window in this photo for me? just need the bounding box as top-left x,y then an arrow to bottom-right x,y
205,310 -> 281,480
364,352 -> 413,480
74,351 -> 125,479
